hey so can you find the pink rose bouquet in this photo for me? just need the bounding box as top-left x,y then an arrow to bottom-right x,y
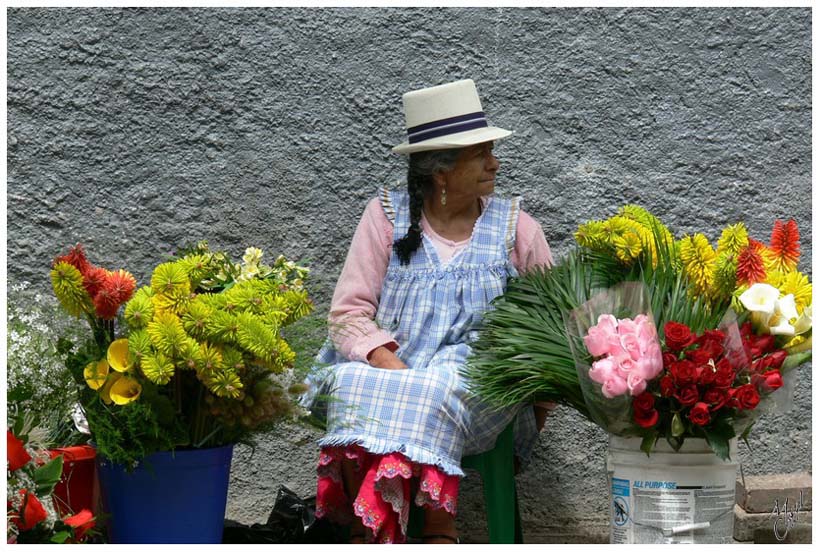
585,313 -> 663,398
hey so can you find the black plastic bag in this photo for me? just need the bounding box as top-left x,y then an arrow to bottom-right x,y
223,485 -> 345,544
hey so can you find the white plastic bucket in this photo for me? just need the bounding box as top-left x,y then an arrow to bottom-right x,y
606,436 -> 738,544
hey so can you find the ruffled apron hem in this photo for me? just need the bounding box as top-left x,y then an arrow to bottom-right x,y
315,444 -> 459,544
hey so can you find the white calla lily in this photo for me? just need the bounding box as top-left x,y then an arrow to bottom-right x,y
793,304 -> 812,335
777,294 -> 798,321
739,283 -> 780,315
769,318 -> 796,336
768,294 -> 799,336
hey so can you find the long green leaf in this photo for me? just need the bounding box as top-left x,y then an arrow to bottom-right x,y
34,455 -> 63,496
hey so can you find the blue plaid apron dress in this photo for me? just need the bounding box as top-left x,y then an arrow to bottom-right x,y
304,188 -> 538,477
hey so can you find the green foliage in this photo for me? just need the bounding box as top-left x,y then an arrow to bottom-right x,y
782,350 -> 812,375
280,309 -> 329,382
83,393 -> 188,468
702,416 -> 736,461
464,250 -> 609,419
33,456 -> 64,496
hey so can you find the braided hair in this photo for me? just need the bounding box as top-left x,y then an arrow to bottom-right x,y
393,148 -> 462,265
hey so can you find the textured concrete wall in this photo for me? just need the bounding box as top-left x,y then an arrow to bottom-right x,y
8,7 -> 811,542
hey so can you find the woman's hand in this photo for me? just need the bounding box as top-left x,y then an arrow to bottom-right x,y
368,346 -> 408,370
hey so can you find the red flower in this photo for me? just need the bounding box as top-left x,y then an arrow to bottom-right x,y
759,370 -> 784,393
93,269 -> 137,319
7,430 -> 31,471
632,392 -> 658,428
751,334 -> 776,356
54,244 -> 92,275
697,363 -> 718,386
769,219 -> 800,272
734,384 -> 761,410
82,266 -> 109,300
688,402 -> 711,426
659,375 -> 676,397
64,509 -> 95,541
701,339 -> 724,360
633,392 -> 655,412
14,490 -> 47,531
766,350 -> 788,370
634,408 -> 659,428
664,321 -> 695,351
662,352 -> 678,368
674,384 -> 699,407
103,269 -> 137,304
713,358 -> 736,387
685,347 -> 714,365
696,329 -> 726,347
670,359 -> 697,386
736,244 -> 767,286
702,387 -> 729,411
93,288 -> 120,320
740,321 -> 754,341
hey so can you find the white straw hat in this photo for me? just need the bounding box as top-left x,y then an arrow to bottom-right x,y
392,79 -> 513,155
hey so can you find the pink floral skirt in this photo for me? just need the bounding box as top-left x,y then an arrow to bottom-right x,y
315,444 -> 460,544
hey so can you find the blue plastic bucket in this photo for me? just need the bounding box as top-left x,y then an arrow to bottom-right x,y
96,444 -> 234,543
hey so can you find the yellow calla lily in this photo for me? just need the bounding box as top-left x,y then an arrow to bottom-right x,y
107,338 -> 130,372
109,376 -> 142,405
99,372 -> 123,405
84,358 -> 110,390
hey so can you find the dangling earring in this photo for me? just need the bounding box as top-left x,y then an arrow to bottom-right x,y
441,186 -> 447,206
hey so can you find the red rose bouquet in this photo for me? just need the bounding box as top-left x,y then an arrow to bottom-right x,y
567,281 -> 796,459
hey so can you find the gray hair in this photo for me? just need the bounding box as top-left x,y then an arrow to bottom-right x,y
408,148 -> 462,194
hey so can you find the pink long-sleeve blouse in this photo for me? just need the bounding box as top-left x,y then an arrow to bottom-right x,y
329,196 -> 554,363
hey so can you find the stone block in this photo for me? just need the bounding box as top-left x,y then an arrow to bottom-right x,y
753,525 -> 812,544
733,504 -> 812,543
735,472 -> 811,513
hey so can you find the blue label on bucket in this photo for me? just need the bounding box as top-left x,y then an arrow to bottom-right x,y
612,477 -> 630,497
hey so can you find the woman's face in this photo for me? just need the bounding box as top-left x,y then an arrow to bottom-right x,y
436,141 -> 500,202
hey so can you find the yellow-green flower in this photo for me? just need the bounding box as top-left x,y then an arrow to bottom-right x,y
109,376 -> 142,405
711,251 -> 738,301
50,262 -> 92,318
574,220 -> 607,249
84,359 -> 110,390
107,339 -> 130,372
778,271 -> 812,314
678,234 -> 716,299
206,369 -> 243,399
182,299 -> 213,339
716,222 -> 749,257
198,341 -> 224,378
151,261 -> 190,296
147,311 -> 188,356
140,351 -> 175,385
612,231 -> 643,262
127,329 -> 153,365
124,286 -> 155,329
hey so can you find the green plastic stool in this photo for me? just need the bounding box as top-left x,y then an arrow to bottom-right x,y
408,423 -> 523,543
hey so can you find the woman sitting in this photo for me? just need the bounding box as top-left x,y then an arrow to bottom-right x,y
303,79 -> 555,544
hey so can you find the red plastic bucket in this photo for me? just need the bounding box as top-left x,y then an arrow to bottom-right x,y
47,445 -> 98,517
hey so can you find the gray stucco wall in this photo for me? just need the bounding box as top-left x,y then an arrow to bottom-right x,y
8,7 -> 811,543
